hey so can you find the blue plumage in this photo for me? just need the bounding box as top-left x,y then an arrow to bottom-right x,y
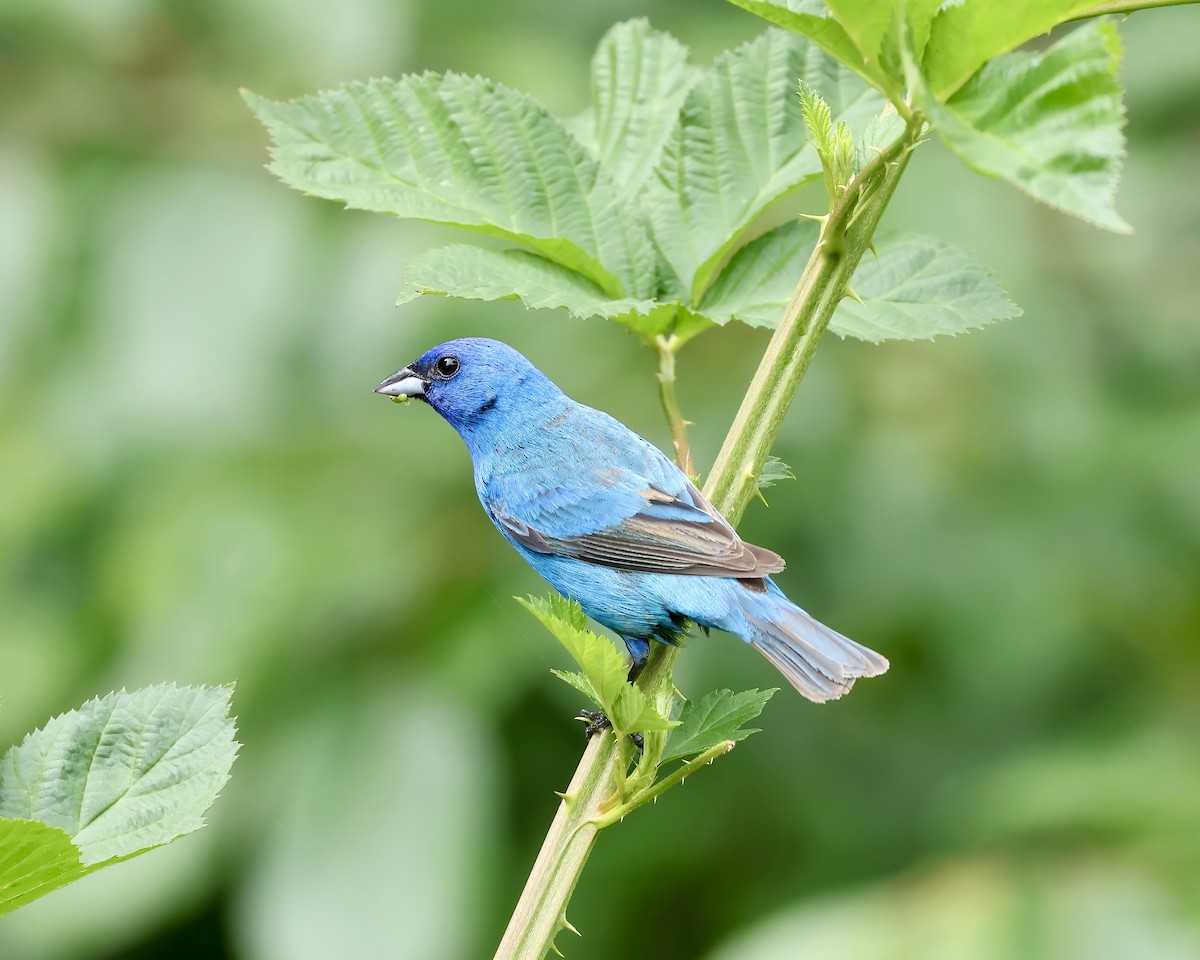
376,338 -> 888,702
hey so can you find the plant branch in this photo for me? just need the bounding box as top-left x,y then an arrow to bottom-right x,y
589,740 -> 736,830
703,117 -> 921,519
493,117 -> 924,960
493,734 -> 617,960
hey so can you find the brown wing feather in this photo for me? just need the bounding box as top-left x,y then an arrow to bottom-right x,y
495,482 -> 784,578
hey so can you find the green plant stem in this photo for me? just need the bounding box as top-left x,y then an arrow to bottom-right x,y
641,116 -> 921,695
493,734 -> 616,959
493,117 -> 923,960
703,119 -> 920,522
655,334 -> 695,478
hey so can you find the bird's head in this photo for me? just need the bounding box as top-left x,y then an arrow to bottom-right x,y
375,338 -> 555,442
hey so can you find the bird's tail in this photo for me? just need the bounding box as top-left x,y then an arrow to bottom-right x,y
740,590 -> 889,703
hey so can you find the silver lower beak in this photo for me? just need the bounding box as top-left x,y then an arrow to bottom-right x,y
375,366 -> 427,398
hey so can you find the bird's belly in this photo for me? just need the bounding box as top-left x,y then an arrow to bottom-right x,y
517,548 -> 736,639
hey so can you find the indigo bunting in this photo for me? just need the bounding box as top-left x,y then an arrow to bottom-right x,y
376,338 -> 888,702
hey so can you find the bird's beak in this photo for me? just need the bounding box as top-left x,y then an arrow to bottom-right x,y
374,366 -> 426,398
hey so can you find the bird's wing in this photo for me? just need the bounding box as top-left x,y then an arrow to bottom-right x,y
494,478 -> 785,578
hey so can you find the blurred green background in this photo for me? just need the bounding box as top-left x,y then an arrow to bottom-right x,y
2,1 -> 1199,958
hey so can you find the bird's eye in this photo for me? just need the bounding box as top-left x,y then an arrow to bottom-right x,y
434,355 -> 460,378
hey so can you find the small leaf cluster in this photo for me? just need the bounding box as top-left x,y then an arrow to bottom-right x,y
518,594 -> 675,740
757,456 -> 795,492
740,0 -> 1130,232
245,14 -> 1033,348
520,594 -> 774,822
0,685 -> 238,915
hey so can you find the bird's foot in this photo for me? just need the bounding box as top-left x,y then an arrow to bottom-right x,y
578,708 -> 609,738
578,710 -> 644,751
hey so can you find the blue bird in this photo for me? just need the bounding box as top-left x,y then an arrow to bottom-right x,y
376,338 -> 888,702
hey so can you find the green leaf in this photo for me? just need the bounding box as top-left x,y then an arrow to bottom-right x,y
757,456 -> 795,490
0,684 -> 238,866
698,219 -> 821,328
517,595 -> 628,713
0,819 -> 87,916
823,0 -> 894,65
904,0 -> 944,66
907,21 -> 1130,233
549,670 -> 597,702
610,687 -> 679,735
662,688 -> 776,764
244,77 -> 657,299
853,106 -> 906,172
396,244 -> 677,337
640,30 -> 885,302
799,84 -> 845,200
583,19 -> 698,194
922,0 -> 1099,99
799,84 -> 834,161
724,0 -> 895,97
518,595 -> 676,736
699,222 -> 1019,340
835,231 -> 1021,341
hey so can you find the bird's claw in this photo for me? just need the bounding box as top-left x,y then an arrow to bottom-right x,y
578,709 -> 609,738
577,710 -> 643,751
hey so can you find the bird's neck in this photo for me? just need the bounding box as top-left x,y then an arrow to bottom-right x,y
456,392 -> 573,464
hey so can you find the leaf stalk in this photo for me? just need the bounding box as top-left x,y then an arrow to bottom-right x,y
493,734 -> 616,960
655,334 -> 696,478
